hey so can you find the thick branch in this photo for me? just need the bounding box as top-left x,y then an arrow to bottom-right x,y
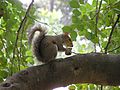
0,53 -> 120,90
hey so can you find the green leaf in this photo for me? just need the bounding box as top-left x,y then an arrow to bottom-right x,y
26,57 -> 34,64
103,12 -> 112,27
92,0 -> 96,6
104,0 -> 116,4
0,70 -> 8,78
88,20 -> 95,31
0,57 -> 7,67
62,26 -> 73,32
79,4 -> 86,14
85,32 -> 99,43
0,40 -> 3,49
26,50 -> 32,56
68,85 -> 76,90
69,0 -> 80,8
89,84 -> 95,89
71,24 -> 76,30
102,41 -> 108,48
85,32 -> 92,40
85,3 -> 93,12
78,30 -> 85,36
79,0 -> 84,4
0,76 -> 4,82
113,8 -> 120,14
82,15 -> 89,20
5,32 -> 16,42
76,23 -> 84,31
70,31 -> 77,41
73,9 -> 81,16
113,1 -> 120,9
91,36 -> 99,43
72,15 -> 81,23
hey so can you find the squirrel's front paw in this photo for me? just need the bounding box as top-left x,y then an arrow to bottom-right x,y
65,48 -> 72,55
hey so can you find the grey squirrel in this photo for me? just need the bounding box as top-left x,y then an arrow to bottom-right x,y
27,24 -> 73,63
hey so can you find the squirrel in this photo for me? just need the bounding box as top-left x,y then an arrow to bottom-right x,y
27,24 -> 73,63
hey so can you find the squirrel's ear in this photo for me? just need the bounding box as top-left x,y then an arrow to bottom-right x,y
64,32 -> 70,35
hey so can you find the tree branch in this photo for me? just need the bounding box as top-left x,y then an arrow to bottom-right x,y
108,45 -> 120,52
104,14 -> 120,53
11,0 -> 34,75
0,53 -> 120,90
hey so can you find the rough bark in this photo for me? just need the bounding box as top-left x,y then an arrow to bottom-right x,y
0,53 -> 120,90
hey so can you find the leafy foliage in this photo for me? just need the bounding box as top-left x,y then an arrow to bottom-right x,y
0,0 -> 34,81
0,0 -> 120,90
63,0 -> 120,53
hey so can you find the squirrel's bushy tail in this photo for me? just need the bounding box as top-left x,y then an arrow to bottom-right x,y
27,24 -> 46,44
27,24 -> 46,62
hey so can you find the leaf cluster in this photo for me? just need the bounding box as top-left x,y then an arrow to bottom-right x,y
0,0 -> 35,82
62,0 -> 120,53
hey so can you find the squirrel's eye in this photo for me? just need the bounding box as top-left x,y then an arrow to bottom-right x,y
69,38 -> 71,41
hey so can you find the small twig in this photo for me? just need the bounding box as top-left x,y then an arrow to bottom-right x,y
94,0 -> 98,52
98,0 -> 103,12
28,15 -> 58,35
98,0 -> 103,53
96,0 -> 103,35
28,15 -> 49,25
12,0 -> 34,74
95,0 -> 98,37
98,42 -> 103,52
94,0 -> 103,52
91,0 -> 119,20
108,45 -> 120,53
104,14 -> 120,53
13,0 -> 34,58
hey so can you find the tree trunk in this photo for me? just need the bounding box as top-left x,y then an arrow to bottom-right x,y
0,53 -> 120,90
49,0 -> 54,12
